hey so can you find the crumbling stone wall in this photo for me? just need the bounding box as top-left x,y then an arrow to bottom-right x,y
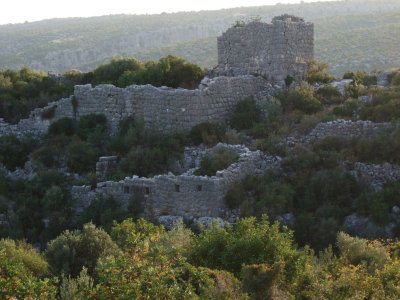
214,15 -> 314,82
304,119 -> 391,143
71,75 -> 271,133
0,75 -> 271,137
72,144 -> 281,220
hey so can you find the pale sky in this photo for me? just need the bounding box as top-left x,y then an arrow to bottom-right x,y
1,0 -> 336,25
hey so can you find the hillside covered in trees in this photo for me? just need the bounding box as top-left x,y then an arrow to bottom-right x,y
1,59 -> 400,297
1,0 -> 400,76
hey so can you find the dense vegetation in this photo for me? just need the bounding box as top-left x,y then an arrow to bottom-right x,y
2,218 -> 400,299
1,35 -> 400,296
0,56 -> 203,123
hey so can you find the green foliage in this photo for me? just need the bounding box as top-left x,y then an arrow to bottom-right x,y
0,68 -> 73,123
0,249 -> 57,299
190,216 -> 302,276
110,218 -> 164,252
48,117 -> 76,136
280,82 -> 323,114
230,97 -> 262,130
94,55 -> 204,89
0,134 -> 37,170
343,71 -> 377,86
337,232 -> 389,271
190,122 -> 225,146
76,113 -> 107,141
304,60 -> 335,84
67,139 -> 99,174
108,117 -> 187,178
80,194 -> 131,232
316,85 -> 343,105
92,57 -> 143,85
0,238 -> 49,277
194,149 -> 239,176
225,172 -> 294,218
59,268 -> 98,300
45,223 -> 120,277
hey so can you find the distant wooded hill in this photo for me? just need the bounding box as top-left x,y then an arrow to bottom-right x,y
1,0 -> 400,76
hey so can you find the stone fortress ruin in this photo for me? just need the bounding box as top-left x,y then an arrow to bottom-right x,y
0,15 -> 317,223
213,15 -> 314,82
0,15 -> 314,137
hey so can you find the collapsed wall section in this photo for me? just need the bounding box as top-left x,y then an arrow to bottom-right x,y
71,144 -> 281,220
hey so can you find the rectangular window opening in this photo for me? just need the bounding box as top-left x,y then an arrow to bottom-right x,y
197,185 -> 202,192
175,184 -> 180,192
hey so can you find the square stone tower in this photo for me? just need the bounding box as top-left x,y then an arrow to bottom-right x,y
215,15 -> 314,82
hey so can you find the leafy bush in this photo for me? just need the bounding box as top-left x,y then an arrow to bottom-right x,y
0,134 -> 37,170
190,122 -> 225,146
280,82 -> 322,114
343,71 -> 377,86
48,117 -> 76,136
230,97 -> 262,130
304,60 -> 335,84
0,67 -> 74,123
194,149 -> 239,176
189,216 -> 303,276
76,114 -> 107,141
45,223 -> 120,277
316,85 -> 342,104
67,139 -> 99,174
94,56 -> 204,89
225,172 -> 294,218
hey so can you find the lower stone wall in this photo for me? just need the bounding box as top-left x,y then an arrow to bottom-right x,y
304,119 -> 391,143
71,144 -> 281,220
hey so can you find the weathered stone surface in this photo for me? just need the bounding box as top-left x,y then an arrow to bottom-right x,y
157,215 -> 183,230
349,162 -> 400,191
71,143 -> 282,220
0,161 -> 36,181
343,213 -> 386,238
304,119 -> 390,143
96,156 -> 118,182
0,76 -> 273,137
213,15 -> 314,82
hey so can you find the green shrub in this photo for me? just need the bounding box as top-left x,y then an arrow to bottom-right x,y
316,85 -> 342,104
343,71 -> 377,86
48,117 -> 76,136
282,82 -> 322,114
189,216 -> 302,276
190,122 -> 225,146
230,97 -> 261,130
304,60 -> 335,84
67,140 -> 99,174
0,135 -> 37,170
332,98 -> 361,118
76,114 -> 107,141
45,223 -> 120,277
194,149 -> 239,176
80,194 -> 130,232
